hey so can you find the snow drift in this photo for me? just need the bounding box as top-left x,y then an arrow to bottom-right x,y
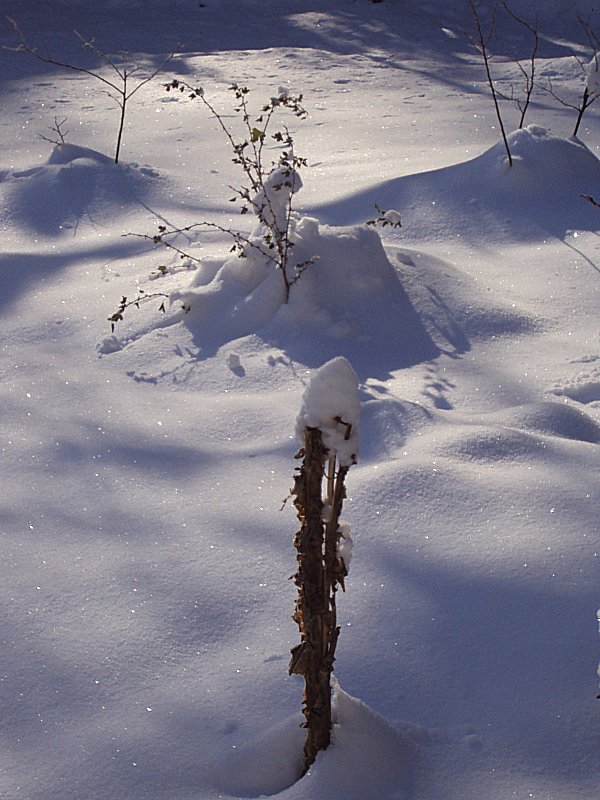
170,216 -> 438,378
313,126 -> 600,242
2,143 -> 160,234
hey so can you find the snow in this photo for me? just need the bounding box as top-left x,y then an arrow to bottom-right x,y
1,1 -> 600,799
586,55 -> 600,98
336,521 -> 353,572
296,356 -> 360,466
381,208 -> 402,226
252,165 -> 303,233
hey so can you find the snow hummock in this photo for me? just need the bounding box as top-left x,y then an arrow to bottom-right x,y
170,216 -> 437,377
296,356 -> 360,466
277,681 -> 417,800
313,125 -> 600,243
3,142 -> 160,234
46,142 -> 114,165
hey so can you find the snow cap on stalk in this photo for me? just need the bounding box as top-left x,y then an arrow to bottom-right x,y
586,55 -> 600,97
296,356 -> 360,466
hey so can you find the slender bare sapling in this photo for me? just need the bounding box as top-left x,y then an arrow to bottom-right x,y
468,0 -> 513,166
6,18 -> 176,163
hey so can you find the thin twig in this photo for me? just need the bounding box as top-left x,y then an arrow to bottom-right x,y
502,1 -> 539,128
468,0 -> 513,166
6,18 -> 177,163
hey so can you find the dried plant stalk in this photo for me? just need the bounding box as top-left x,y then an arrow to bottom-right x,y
289,427 -> 351,774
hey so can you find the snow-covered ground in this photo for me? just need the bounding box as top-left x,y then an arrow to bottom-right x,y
1,1 -> 599,798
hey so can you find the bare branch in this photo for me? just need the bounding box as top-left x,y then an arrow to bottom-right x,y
5,18 -> 177,163
124,49 -> 178,101
6,18 -> 120,94
581,193 -> 600,207
502,1 -> 539,128
108,290 -> 174,332
540,56 -> 598,137
468,0 -> 513,166
39,115 -> 69,146
578,13 -> 600,54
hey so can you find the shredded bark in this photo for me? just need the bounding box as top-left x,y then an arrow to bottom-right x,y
289,426 -> 352,774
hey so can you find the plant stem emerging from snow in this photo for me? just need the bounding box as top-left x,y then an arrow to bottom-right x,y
468,0 -> 513,167
289,430 -> 353,774
164,81 -> 310,302
5,18 -> 176,163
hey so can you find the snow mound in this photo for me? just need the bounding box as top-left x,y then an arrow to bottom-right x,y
171,217 -> 438,378
359,395 -> 432,461
210,683 -> 417,800
586,56 -> 600,98
213,713 -> 305,797
439,426 -> 549,464
277,683 -> 417,800
314,126 -> 600,242
46,142 -> 114,166
460,304 -> 542,339
3,143 -> 160,233
499,401 -> 600,444
434,400 -> 600,467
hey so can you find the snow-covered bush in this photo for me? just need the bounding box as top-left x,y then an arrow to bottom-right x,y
157,82 -> 312,301
113,83 -> 312,329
